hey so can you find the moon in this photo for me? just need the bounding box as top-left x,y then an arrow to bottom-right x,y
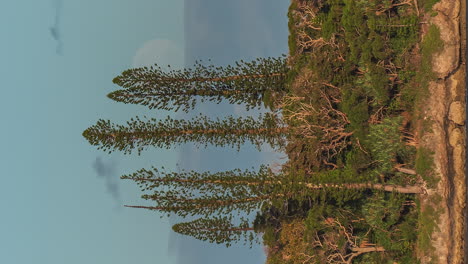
132,39 -> 184,69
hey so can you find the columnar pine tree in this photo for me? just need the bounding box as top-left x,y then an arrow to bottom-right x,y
82,113 -> 286,155
122,165 -> 286,217
121,165 -> 424,218
108,56 -> 288,112
172,216 -> 256,247
120,165 -> 275,195
122,160 -> 423,249
124,193 -> 279,218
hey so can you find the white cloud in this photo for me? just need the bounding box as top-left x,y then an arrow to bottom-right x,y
132,39 -> 184,69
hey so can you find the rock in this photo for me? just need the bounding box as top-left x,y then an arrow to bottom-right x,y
433,0 -> 460,20
431,1 -> 460,78
448,101 -> 465,125
449,127 -> 463,146
452,145 -> 465,178
448,70 -> 464,101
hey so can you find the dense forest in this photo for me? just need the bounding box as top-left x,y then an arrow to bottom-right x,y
82,0 -> 454,263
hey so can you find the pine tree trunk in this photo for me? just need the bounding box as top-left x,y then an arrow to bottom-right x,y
116,89 -> 244,98
124,177 -> 267,186
351,246 -> 385,253
157,72 -> 285,83
346,246 -> 385,263
110,127 -> 288,139
200,227 -> 255,232
125,177 -> 424,194
124,193 -> 285,211
302,182 -> 424,194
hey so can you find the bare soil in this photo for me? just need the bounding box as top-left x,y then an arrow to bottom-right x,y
418,0 -> 466,263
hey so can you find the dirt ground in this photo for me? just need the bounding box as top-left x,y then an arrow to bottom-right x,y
418,0 -> 466,263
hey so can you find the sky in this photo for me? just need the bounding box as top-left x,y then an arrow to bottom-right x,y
173,1 -> 289,263
0,1 -> 288,263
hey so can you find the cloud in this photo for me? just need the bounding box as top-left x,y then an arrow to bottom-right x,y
92,157 -> 120,204
183,0 -> 289,65
50,0 -> 64,55
132,39 -> 184,69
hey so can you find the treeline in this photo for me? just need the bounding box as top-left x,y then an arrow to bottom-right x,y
266,0 -> 430,263
82,0 -> 434,262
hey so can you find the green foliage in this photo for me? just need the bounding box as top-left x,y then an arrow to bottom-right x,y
388,16 -> 419,55
303,203 -> 335,232
123,165 -> 280,218
363,193 -> 406,240
421,0 -> 440,11
172,216 -> 256,247
303,203 -> 393,263
420,25 -> 443,76
417,200 -> 441,257
415,147 -> 438,188
341,88 -> 369,143
358,192 -> 419,262
122,166 -> 264,194
88,0 -> 445,260
308,169 -> 370,203
394,24 -> 442,118
354,253 -> 419,264
110,56 -> 288,112
367,117 -> 404,176
287,2 -> 299,56
82,113 -> 286,155
260,225 -> 278,249
285,55 -> 309,89
399,24 -> 442,116
278,0 -> 428,261
122,164 -> 375,219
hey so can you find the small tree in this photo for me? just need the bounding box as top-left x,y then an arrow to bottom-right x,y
172,216 -> 256,247
304,210 -> 386,264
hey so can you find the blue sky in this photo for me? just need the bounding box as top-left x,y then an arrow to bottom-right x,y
173,2 -> 289,263
0,1 -> 288,263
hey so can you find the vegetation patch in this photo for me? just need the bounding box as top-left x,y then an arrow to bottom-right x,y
415,147 -> 438,188
420,24 -> 444,80
416,194 -> 442,261
80,0 -> 449,263
420,0 -> 441,12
